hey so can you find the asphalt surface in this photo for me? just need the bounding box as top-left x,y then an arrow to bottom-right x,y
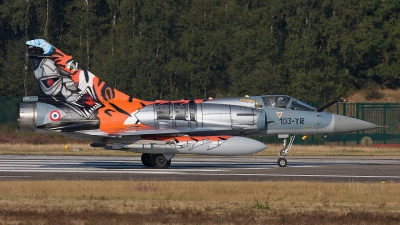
0,155 -> 399,182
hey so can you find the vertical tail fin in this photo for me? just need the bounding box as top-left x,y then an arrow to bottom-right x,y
26,39 -> 148,131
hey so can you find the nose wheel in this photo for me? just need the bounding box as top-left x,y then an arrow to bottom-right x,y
277,158 -> 287,167
277,135 -> 295,167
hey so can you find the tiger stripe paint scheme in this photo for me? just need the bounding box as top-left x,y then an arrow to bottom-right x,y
20,39 -> 267,168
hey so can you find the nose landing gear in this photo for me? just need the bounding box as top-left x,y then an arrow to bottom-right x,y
277,134 -> 295,167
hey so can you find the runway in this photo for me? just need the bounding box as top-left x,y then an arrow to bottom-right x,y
0,155 -> 399,182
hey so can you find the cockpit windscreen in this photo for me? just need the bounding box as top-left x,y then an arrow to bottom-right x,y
290,99 -> 315,111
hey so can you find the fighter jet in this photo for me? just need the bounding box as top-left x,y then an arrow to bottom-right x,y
18,39 -> 380,168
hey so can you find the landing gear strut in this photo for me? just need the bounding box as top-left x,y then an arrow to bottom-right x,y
277,135 -> 295,167
141,153 -> 173,169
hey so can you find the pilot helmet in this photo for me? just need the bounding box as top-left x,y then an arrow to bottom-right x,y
276,97 -> 285,103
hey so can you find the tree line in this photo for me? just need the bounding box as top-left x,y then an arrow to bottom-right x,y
0,0 -> 399,102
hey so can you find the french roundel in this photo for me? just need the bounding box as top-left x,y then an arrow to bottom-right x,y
49,110 -> 61,122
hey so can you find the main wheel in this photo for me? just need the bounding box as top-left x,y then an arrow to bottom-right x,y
151,154 -> 171,169
141,153 -> 153,167
277,158 -> 287,167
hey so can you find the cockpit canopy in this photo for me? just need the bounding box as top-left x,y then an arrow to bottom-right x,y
261,95 -> 316,111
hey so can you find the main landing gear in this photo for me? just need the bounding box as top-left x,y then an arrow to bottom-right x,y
141,153 -> 174,169
277,135 -> 295,167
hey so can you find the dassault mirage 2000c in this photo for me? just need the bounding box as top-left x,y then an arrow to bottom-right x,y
18,39 -> 380,168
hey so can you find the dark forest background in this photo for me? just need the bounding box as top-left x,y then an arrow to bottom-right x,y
0,0 -> 399,102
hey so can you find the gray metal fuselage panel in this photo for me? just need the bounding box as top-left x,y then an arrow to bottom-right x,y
262,107 -> 333,135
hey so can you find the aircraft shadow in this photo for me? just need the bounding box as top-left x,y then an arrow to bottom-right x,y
39,161 -> 279,170
39,161 -> 362,170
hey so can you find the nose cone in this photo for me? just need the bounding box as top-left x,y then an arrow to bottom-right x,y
333,114 -> 380,133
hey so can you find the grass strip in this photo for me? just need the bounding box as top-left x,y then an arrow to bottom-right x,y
0,180 -> 399,224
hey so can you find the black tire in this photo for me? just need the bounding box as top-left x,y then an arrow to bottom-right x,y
151,154 -> 171,169
141,153 -> 153,167
277,158 -> 287,167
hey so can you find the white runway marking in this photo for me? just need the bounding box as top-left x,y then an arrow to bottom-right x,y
206,174 -> 400,179
0,175 -> 30,178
